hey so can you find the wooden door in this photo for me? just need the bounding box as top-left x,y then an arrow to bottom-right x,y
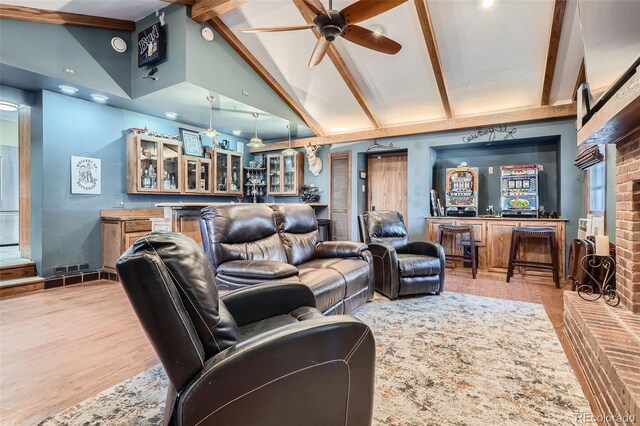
329,151 -> 351,241
367,152 -> 408,221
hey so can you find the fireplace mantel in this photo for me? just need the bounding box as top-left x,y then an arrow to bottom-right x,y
578,68 -> 640,146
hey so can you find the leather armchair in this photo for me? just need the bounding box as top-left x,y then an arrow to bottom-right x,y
358,211 -> 445,300
117,232 -> 375,426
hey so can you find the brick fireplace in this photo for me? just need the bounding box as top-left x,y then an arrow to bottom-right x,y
615,135 -> 640,313
564,132 -> 640,425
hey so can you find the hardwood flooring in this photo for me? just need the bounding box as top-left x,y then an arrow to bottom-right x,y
0,273 -> 598,425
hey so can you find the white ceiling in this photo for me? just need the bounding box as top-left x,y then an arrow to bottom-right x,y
219,0 -> 585,134
2,0 -> 590,137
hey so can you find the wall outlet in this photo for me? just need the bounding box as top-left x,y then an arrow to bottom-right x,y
112,200 -> 124,208
488,166 -> 494,174
362,184 -> 366,193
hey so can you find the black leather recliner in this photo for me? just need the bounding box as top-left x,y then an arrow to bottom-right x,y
358,210 -> 446,300
117,232 -> 375,426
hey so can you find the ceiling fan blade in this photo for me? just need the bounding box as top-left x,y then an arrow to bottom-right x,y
340,0 -> 407,24
239,24 -> 314,33
309,37 -> 330,67
342,25 -> 402,54
303,0 -> 329,16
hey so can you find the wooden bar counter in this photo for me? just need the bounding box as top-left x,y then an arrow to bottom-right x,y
425,216 -> 567,282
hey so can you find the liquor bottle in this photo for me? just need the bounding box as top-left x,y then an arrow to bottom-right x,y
170,173 -> 176,189
163,171 -> 171,190
142,169 -> 151,188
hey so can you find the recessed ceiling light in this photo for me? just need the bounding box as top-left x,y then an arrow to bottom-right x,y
90,94 -> 109,103
164,112 -> 179,119
482,0 -> 495,8
58,85 -> 79,94
232,130 -> 242,136
111,37 -> 127,53
0,101 -> 19,111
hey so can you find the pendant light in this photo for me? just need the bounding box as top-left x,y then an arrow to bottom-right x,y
282,124 -> 297,156
248,112 -> 265,149
201,95 -> 219,147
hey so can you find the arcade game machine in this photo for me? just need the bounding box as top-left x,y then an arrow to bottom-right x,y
445,163 -> 479,217
500,164 -> 539,217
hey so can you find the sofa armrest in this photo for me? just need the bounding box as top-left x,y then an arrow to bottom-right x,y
315,241 -> 368,259
216,260 -> 299,280
221,282 -> 316,326
368,243 -> 400,300
406,241 -> 445,293
179,317 -> 375,426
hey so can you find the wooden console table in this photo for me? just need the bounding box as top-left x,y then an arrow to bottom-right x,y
425,217 -> 567,282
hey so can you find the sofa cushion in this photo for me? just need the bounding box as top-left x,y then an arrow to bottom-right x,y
201,205 -> 287,267
397,253 -> 441,278
297,268 -> 346,313
217,260 -> 299,280
270,204 -> 319,265
363,210 -> 409,250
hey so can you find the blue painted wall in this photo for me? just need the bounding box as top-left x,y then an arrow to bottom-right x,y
33,90 -> 249,276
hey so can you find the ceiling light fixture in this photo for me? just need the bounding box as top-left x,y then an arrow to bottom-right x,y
164,112 -> 178,119
248,113 -> 265,149
200,95 -> 219,147
282,124 -> 297,156
482,0 -> 495,8
90,94 -> 109,103
0,101 -> 19,111
58,85 -> 79,94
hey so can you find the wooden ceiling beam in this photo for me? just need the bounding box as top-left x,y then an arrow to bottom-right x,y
161,0 -> 196,5
0,4 -> 135,31
250,103 -> 577,152
540,0 -> 567,106
414,0 -> 452,118
191,0 -> 246,23
572,59 -> 586,102
292,0 -> 381,129
209,17 -> 324,136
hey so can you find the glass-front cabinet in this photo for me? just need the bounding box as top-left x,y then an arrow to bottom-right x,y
212,149 -> 243,196
267,152 -> 304,196
183,157 -> 211,193
127,134 -> 182,193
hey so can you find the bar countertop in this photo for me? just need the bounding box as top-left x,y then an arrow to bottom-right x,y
424,216 -> 568,222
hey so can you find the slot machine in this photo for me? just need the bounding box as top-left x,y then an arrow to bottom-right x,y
500,164 -> 539,217
445,163 -> 478,217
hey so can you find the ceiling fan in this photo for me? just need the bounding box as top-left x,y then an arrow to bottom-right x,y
240,0 -> 407,67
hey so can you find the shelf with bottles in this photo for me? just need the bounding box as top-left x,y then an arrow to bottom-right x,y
127,133 -> 182,193
183,157 -> 212,194
267,152 -> 304,196
244,159 -> 267,203
208,148 -> 244,196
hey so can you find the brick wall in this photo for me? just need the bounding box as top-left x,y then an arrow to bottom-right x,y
616,134 -> 640,314
564,292 -> 639,425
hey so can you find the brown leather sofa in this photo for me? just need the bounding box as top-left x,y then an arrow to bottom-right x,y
117,232 -> 376,426
200,203 -> 374,315
358,210 -> 445,299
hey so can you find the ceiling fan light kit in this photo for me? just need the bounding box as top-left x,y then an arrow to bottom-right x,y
240,0 -> 407,67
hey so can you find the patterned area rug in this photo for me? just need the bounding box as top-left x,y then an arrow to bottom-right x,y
40,292 -> 591,425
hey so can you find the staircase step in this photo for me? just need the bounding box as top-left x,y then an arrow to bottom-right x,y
0,262 -> 37,280
0,276 -> 45,298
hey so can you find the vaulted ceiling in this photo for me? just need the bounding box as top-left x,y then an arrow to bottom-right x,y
213,0 -> 583,136
0,0 -> 585,142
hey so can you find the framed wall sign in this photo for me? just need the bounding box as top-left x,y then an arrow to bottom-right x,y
180,128 -> 204,157
138,22 -> 166,68
71,156 -> 101,194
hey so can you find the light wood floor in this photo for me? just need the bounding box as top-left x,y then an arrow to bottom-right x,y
0,274 -> 597,425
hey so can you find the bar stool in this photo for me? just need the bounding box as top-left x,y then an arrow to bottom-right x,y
507,227 -> 559,288
317,219 -> 332,242
436,225 -> 477,279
